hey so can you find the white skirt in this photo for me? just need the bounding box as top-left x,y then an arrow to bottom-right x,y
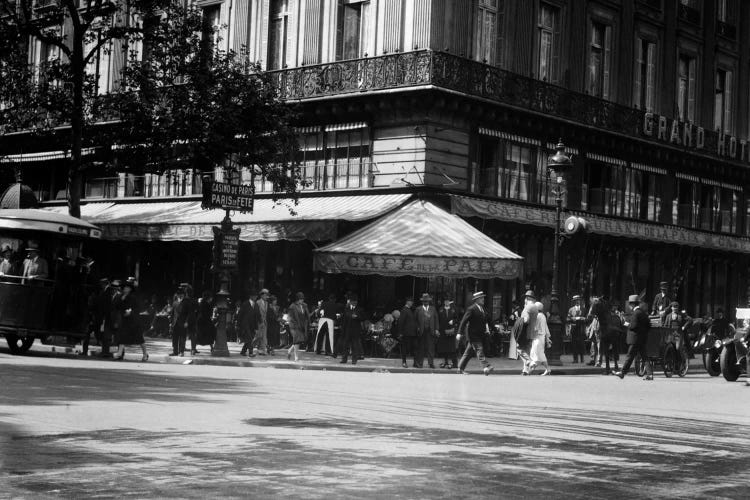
530,337 -> 547,364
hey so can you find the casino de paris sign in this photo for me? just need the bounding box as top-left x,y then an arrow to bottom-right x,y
201,178 -> 254,212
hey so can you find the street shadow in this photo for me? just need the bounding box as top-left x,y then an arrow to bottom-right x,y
0,363 -> 263,406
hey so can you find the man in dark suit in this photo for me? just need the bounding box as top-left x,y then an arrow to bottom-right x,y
615,295 -> 653,380
652,281 -> 672,317
398,297 -> 418,368
456,291 -> 494,375
415,293 -> 439,368
339,294 -> 364,365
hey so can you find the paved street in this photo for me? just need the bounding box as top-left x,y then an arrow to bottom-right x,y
1,353 -> 748,500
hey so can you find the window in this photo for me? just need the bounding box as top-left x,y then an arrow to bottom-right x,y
675,179 -> 696,228
293,127 -> 371,191
633,38 -> 656,111
677,55 -> 696,122
336,0 -> 370,60
474,0 -> 503,65
678,0 -> 701,24
268,0 -> 288,70
537,3 -> 560,84
714,69 -> 733,134
201,4 -> 221,53
717,0 -> 733,22
587,21 -> 612,99
85,32 -> 113,95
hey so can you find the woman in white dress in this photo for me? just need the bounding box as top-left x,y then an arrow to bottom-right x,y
529,301 -> 552,376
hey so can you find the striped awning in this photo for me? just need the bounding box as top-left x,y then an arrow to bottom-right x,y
43,193 -> 411,242
313,199 -> 523,279
479,128 -> 541,146
0,148 -> 98,164
325,122 -> 368,132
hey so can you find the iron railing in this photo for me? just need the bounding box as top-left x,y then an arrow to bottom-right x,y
269,50 -> 725,161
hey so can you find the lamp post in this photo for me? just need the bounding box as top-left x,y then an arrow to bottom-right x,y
546,140 -> 573,365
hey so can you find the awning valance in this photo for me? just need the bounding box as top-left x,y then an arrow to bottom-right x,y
43,193 -> 411,242
313,199 -> 523,279
451,195 -> 750,254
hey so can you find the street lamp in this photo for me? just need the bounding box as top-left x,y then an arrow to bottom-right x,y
546,140 -> 573,365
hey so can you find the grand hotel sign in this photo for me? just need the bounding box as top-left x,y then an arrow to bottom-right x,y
642,112 -> 750,162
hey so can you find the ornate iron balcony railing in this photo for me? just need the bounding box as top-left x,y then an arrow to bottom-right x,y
269,50 -> 725,161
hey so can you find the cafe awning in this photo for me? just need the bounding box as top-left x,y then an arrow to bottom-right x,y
313,199 -> 523,279
42,193 -> 411,242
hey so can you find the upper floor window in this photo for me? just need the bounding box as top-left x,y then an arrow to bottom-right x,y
633,37 -> 656,112
587,21 -> 612,99
716,0 -> 737,38
473,0 -> 504,66
537,2 -> 560,84
201,4 -> 221,53
267,0 -> 289,70
336,0 -> 370,60
677,54 -> 696,122
678,0 -> 701,24
714,68 -> 733,134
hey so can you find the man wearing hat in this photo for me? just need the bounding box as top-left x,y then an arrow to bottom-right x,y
100,279 -> 122,358
397,296 -> 418,368
652,281 -> 672,317
22,241 -> 48,281
567,295 -> 587,363
615,295 -> 653,380
415,293 -> 439,369
170,285 -> 192,356
456,291 -> 494,375
252,288 -> 271,356
339,293 -> 364,365
0,245 -> 15,277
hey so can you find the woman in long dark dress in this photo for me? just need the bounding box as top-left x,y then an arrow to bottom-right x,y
113,280 -> 149,361
195,291 -> 216,353
436,299 -> 458,368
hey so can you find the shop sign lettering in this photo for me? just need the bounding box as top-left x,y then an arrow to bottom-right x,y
452,197 -> 750,254
642,112 -> 747,162
202,179 -> 255,212
314,253 -> 522,279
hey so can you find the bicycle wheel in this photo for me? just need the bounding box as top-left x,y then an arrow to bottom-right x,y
663,344 -> 676,378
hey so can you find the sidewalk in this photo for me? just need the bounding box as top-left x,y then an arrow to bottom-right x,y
10,336 -> 707,376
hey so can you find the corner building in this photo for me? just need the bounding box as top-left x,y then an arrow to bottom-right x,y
6,0 -> 750,319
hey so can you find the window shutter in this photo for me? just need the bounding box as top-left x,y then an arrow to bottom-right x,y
687,58 -> 696,122
602,25 -> 611,99
724,71 -> 732,134
645,42 -> 655,112
551,9 -> 560,84
496,1 -> 505,67
633,38 -> 643,108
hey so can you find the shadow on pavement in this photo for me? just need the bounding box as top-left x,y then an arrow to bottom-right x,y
0,363 -> 263,406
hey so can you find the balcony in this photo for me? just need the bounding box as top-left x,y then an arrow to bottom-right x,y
270,50 -> 644,144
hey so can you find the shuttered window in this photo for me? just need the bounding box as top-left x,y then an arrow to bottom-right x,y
588,21 -> 612,99
474,0 -> 499,65
677,55 -> 697,122
336,0 -> 370,60
268,0 -> 288,70
537,3 -> 560,84
633,38 -> 656,112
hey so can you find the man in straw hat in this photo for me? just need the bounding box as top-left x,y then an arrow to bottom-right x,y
22,241 -> 48,281
456,291 -> 494,376
614,295 -> 653,380
415,293 -> 439,369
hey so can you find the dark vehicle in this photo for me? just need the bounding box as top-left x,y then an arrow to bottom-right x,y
635,318 -> 688,378
691,317 -> 729,377
0,209 -> 101,354
719,309 -> 749,382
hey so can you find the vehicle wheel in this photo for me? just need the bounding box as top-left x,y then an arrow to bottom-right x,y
720,346 -> 741,382
663,344 -> 675,378
677,349 -> 689,377
635,355 -> 646,377
705,349 -> 721,377
6,334 -> 34,354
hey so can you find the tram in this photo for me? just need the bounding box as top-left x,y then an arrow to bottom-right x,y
0,209 -> 101,354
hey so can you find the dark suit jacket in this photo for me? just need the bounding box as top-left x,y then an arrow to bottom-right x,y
627,306 -> 650,346
438,306 -> 457,335
398,306 -> 417,337
341,304 -> 364,338
237,299 -> 258,343
320,300 -> 342,321
458,303 -> 488,343
416,305 -> 439,337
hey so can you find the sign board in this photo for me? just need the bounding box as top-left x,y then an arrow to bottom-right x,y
202,178 -> 254,213
212,226 -> 241,271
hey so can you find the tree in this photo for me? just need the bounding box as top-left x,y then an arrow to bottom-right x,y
0,0 -> 300,217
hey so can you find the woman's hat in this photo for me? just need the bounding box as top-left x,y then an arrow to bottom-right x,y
259,288 -> 270,296
420,293 -> 432,302
524,290 -> 536,300
471,291 -> 485,301
627,294 -> 640,304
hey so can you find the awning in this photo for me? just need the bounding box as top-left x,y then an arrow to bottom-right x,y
43,193 -> 411,242
313,199 -> 523,279
451,195 -> 750,254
